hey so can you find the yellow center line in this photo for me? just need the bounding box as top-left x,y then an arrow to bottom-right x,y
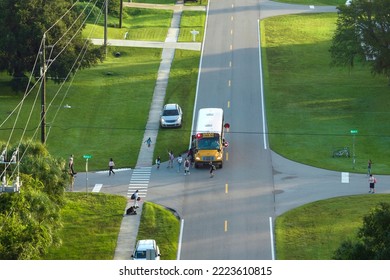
225,152 -> 229,161
227,100 -> 230,108
225,183 -> 228,194
225,220 -> 228,232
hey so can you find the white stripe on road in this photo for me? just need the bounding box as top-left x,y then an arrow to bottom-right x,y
269,216 -> 275,260
127,167 -> 152,198
258,19 -> 268,150
342,172 -> 349,183
92,184 -> 103,193
177,219 -> 185,260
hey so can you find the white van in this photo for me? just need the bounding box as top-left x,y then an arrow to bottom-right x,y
131,239 -> 161,260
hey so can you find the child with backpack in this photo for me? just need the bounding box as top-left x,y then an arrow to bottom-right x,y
209,161 -> 216,178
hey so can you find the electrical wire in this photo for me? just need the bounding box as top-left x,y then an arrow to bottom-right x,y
15,0 -> 105,174
1,0 -> 105,183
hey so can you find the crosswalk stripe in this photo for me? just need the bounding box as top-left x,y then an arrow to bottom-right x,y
92,184 -> 103,193
127,167 -> 152,198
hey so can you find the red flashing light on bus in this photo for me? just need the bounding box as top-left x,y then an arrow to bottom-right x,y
196,133 -> 203,139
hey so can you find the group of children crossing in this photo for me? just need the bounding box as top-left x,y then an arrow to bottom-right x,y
156,150 -> 216,177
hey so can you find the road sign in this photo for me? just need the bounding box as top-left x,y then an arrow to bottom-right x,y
83,154 -> 92,159
190,29 -> 199,42
350,129 -> 358,134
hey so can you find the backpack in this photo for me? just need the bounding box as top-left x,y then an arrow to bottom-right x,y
131,193 -> 136,200
126,207 -> 137,215
185,161 -> 189,168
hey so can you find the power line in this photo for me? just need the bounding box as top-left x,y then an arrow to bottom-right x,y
1,0 -> 105,181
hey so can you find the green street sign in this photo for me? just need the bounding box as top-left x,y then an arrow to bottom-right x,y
83,154 -> 92,159
350,129 -> 358,134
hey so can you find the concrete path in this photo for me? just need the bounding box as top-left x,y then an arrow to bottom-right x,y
91,39 -> 201,51
113,1 -> 188,260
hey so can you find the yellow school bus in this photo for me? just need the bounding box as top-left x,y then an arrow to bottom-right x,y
192,108 -> 225,168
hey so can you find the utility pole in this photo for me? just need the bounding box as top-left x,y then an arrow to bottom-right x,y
119,0 -> 123,28
40,33 -> 47,144
104,0 -> 108,57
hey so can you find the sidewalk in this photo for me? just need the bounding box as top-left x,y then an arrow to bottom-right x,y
90,39 -> 201,51
113,1 -> 188,260
92,0 -> 206,51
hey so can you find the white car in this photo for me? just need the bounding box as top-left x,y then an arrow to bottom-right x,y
160,103 -> 182,128
131,239 -> 161,260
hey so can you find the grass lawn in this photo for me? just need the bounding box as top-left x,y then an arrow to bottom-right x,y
261,13 -> 390,174
178,10 -> 206,42
0,46 -> 200,171
0,47 -> 163,171
43,194 -> 179,260
154,49 -> 200,162
136,202 -> 180,260
275,194 -> 390,259
0,5 -> 204,171
273,0 -> 345,5
83,7 -> 173,41
132,0 -> 177,4
43,192 -> 127,260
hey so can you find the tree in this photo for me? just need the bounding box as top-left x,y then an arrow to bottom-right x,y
82,0 -> 121,16
0,174 -> 62,259
16,141 -> 68,206
333,202 -> 390,259
329,0 -> 390,82
0,0 -> 105,90
0,141 -> 67,259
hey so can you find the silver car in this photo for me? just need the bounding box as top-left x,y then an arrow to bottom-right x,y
131,239 -> 161,260
160,103 -> 183,128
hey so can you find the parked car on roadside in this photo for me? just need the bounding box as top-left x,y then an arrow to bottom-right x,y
160,103 -> 183,128
131,239 -> 161,260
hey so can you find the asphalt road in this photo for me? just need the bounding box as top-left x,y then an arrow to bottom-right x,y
168,0 -> 337,260
71,1 -> 390,261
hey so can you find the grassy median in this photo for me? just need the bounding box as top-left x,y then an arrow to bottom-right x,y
261,13 -> 390,174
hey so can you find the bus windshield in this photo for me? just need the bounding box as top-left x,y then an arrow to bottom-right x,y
197,137 -> 220,150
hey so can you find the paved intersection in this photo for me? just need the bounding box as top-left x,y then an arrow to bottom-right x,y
73,1 -> 390,260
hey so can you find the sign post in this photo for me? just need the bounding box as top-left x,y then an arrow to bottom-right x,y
350,130 -> 358,169
190,30 -> 199,42
83,154 -> 92,193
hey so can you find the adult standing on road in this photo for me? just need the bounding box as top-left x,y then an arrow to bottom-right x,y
184,158 -> 190,175
368,174 -> 376,193
108,158 -> 115,176
177,154 -> 183,172
187,148 -> 194,166
167,151 -> 174,168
